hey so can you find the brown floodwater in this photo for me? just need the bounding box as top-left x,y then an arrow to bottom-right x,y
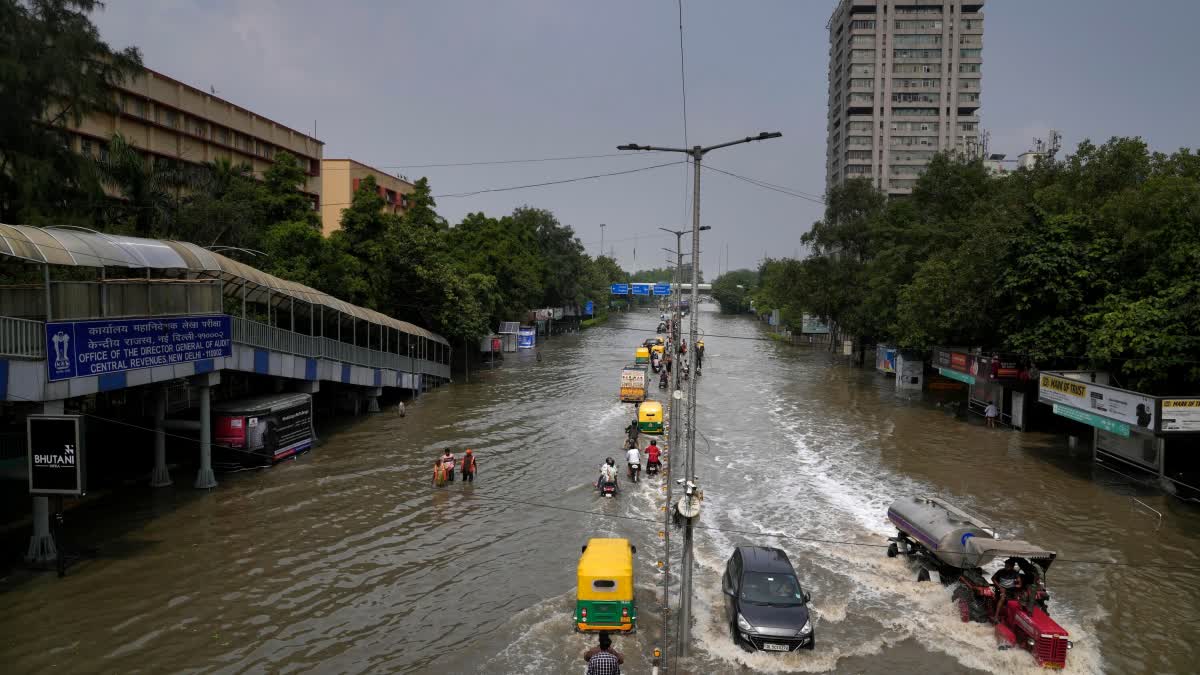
2,306 -> 1198,674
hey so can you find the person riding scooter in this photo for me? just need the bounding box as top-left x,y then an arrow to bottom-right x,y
646,440 -> 661,475
659,369 -> 669,388
599,457 -> 619,493
625,445 -> 641,482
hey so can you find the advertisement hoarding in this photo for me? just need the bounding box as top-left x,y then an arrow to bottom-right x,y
28,415 -> 86,496
1039,373 -> 1155,431
517,326 -> 536,349
46,315 -> 231,382
1160,399 -> 1200,432
876,346 -> 897,374
801,315 -> 830,334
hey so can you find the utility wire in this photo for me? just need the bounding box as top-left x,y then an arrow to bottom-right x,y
345,152 -> 664,170
433,161 -> 684,199
701,163 -> 826,204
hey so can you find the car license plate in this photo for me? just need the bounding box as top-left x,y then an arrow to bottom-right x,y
762,642 -> 790,652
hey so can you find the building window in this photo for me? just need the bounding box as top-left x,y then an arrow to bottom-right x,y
847,135 -> 873,146
846,164 -> 872,176
889,179 -> 918,189
895,20 -> 942,30
894,6 -> 942,15
891,121 -> 939,132
160,109 -> 178,129
959,36 -> 982,47
894,34 -> 942,47
851,34 -> 875,45
892,107 -> 938,117
958,79 -> 980,90
848,121 -> 873,132
894,49 -> 942,60
958,122 -> 978,132
215,127 -> 229,145
962,19 -> 981,30
890,136 -> 939,148
849,92 -> 874,104
892,92 -> 939,104
850,63 -> 875,76
894,63 -> 942,74
849,78 -> 874,89
893,78 -> 940,89
959,63 -> 981,73
80,137 -> 93,157
192,118 -> 207,137
846,149 -> 873,161
850,49 -> 876,62
958,92 -> 980,103
960,48 -> 982,58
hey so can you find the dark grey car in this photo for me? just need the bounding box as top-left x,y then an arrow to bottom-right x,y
722,546 -> 815,652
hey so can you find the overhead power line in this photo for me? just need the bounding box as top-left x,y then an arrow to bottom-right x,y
702,163 -> 827,204
432,160 -> 684,199
324,152 -> 666,170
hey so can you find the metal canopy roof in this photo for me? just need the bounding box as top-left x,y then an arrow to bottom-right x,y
0,224 -> 448,345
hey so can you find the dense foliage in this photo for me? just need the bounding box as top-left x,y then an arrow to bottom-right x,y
740,139 -> 1200,393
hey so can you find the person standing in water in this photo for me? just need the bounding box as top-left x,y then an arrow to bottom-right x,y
441,448 -> 456,482
461,449 -> 477,482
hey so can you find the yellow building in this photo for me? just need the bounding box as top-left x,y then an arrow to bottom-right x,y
67,67 -> 324,206
320,159 -> 415,236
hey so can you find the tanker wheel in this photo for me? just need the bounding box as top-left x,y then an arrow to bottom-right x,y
887,543 -> 898,558
957,598 -> 970,622
917,568 -> 930,583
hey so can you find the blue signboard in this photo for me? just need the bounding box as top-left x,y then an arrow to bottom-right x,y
610,283 -> 629,295
585,301 -> 594,316
632,283 -> 651,296
46,315 -> 232,382
517,326 -> 536,349
653,283 -> 672,296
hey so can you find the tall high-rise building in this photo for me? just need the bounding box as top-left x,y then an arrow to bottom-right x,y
825,1 -> 983,196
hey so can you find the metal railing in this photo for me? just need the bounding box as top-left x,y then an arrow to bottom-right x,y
0,316 -> 44,358
231,317 -> 450,379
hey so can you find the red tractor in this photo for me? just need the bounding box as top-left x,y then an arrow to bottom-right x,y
887,496 -> 1072,669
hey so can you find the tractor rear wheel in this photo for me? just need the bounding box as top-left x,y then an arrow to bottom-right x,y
887,543 -> 898,558
917,568 -> 930,582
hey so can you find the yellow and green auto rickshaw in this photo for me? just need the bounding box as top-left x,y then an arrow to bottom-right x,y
634,346 -> 650,365
637,400 -> 663,434
575,538 -> 637,633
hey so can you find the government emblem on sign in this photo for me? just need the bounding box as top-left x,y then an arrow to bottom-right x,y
51,329 -> 72,371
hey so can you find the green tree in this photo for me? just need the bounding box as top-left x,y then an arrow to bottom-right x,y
0,0 -> 142,223
711,268 -> 758,314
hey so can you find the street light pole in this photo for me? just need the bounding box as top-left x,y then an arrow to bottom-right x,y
624,132 -> 782,661
599,223 -> 606,259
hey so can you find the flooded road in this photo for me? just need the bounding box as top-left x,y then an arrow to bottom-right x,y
3,306 -> 1199,674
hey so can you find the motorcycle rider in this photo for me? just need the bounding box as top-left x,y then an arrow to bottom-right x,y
659,369 -> 669,388
646,440 -> 661,474
625,444 -> 641,481
599,457 -> 619,492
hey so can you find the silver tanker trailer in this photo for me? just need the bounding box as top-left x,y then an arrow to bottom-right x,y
885,495 -> 1071,667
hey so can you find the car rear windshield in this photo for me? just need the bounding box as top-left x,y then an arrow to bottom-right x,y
740,572 -> 804,605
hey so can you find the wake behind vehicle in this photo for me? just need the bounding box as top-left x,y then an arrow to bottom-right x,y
575,538 -> 637,632
723,546 -> 815,652
886,496 -> 1072,669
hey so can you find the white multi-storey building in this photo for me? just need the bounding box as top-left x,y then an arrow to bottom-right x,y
826,0 -> 983,196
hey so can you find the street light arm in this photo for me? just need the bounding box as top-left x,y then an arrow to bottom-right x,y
619,144 -> 691,154
700,132 -> 783,155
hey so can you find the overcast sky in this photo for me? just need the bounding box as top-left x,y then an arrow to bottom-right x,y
92,0 -> 1200,276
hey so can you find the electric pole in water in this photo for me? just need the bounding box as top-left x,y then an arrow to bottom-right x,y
622,132 -> 782,662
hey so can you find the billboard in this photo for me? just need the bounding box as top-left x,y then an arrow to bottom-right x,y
801,315 -> 830,334
653,283 -> 672,296
517,326 -> 536,349
28,415 -> 86,496
46,315 -> 231,382
610,283 -> 629,295
1160,399 -> 1200,432
1038,373 -> 1155,432
631,283 -> 652,296
876,346 -> 897,374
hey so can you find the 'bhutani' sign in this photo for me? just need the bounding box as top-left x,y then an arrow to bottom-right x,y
27,415 -> 86,496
